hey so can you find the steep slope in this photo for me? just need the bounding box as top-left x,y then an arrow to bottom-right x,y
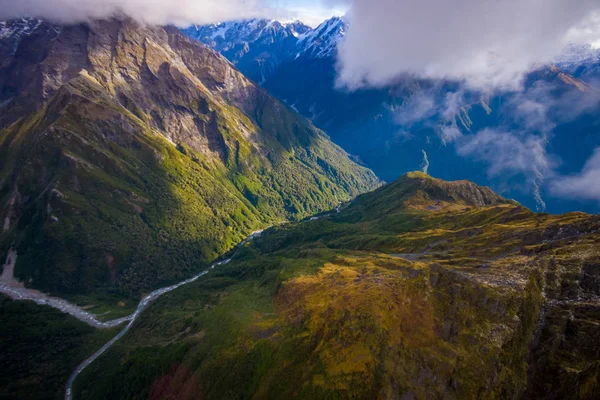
74,173 -> 600,399
0,17 -> 379,302
182,19 -> 311,84
187,18 -> 600,215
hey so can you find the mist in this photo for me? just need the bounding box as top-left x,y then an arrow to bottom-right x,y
337,0 -> 600,91
0,0 -> 275,27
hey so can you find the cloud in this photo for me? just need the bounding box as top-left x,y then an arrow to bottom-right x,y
420,149 -> 429,174
550,147 -> 600,203
438,124 -> 462,146
456,128 -> 554,211
456,129 -> 552,179
394,92 -> 436,125
0,0 -> 276,27
275,0 -> 350,27
336,0 -> 600,91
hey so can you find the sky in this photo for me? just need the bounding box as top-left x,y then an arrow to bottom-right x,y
2,0 -> 598,89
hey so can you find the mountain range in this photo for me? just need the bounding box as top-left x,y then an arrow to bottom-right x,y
184,17 -> 600,215
0,17 -> 378,302
0,14 -> 599,400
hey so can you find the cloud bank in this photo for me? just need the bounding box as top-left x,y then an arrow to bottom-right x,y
551,148 -> 600,204
0,0 -> 276,27
456,129 -> 553,211
337,0 -> 600,90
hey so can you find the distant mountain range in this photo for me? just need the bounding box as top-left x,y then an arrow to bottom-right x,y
184,17 -> 600,215
182,17 -> 345,84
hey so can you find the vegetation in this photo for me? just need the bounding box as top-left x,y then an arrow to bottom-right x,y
0,295 -> 120,400
74,173 -> 600,399
0,19 -> 379,306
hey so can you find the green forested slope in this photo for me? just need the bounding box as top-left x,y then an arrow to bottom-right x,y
0,18 -> 379,300
75,173 -> 600,400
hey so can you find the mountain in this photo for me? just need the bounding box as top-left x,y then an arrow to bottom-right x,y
555,44 -> 600,77
185,18 -> 600,215
70,172 -> 600,399
0,17 -> 379,304
182,19 -> 311,84
182,17 -> 346,85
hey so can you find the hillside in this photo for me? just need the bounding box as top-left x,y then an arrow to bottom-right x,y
73,173 -> 600,399
187,17 -> 600,214
0,17 -> 379,302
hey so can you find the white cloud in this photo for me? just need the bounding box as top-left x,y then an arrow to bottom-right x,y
456,129 -> 552,179
0,0 -> 275,27
420,149 -> 429,174
438,124 -> 462,146
275,1 -> 350,27
336,0 -> 600,91
0,0 -> 351,27
550,148 -> 600,203
456,128 -> 554,210
394,92 -> 436,125
441,91 -> 465,120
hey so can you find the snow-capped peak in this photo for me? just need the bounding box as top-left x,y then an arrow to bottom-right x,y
554,43 -> 600,68
0,17 -> 42,40
295,16 -> 347,59
182,18 -> 312,52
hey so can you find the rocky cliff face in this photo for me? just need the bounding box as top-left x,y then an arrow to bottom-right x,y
73,173 -> 600,399
0,17 -> 379,299
182,19 -> 311,84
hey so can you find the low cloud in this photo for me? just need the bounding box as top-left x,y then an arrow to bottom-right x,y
394,92 -> 437,126
550,148 -> 600,203
337,0 -> 600,91
438,124 -> 462,146
0,0 -> 275,27
456,129 -> 554,211
420,149 -> 429,174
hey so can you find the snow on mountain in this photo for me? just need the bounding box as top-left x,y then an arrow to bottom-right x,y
0,18 -> 62,69
182,17 -> 347,83
0,18 -> 42,39
183,19 -> 311,53
182,16 -> 347,79
554,43 -> 600,69
295,16 -> 347,59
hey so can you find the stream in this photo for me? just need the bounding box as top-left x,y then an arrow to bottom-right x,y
62,201 -> 344,398
63,229 -> 264,400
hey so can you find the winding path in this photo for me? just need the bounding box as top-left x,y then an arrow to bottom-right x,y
64,256 -> 234,400
4,203 -> 344,400
63,229 -> 264,400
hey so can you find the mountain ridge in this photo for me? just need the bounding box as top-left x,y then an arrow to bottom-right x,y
70,172 -> 600,400
185,17 -> 600,215
0,16 -> 379,302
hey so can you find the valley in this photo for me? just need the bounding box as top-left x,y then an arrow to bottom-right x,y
0,17 -> 379,307
186,17 -> 600,215
0,9 -> 598,400
69,172 -> 600,399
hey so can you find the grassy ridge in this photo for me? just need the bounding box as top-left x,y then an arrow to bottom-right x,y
73,174 -> 600,399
